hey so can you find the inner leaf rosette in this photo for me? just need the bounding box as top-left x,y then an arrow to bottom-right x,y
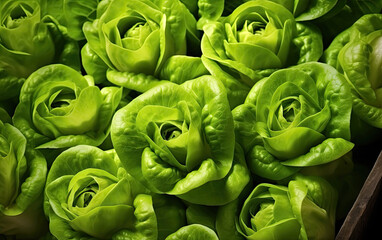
111,75 -> 250,205
233,62 -> 354,181
45,145 -> 186,240
13,64 -> 122,150
83,0 -> 200,86
0,0 -> 80,100
201,0 -> 323,108
236,175 -> 337,240
0,118 -> 47,238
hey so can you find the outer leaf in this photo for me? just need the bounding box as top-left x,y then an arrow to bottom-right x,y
197,0 -> 224,29
159,56 -> 209,84
81,43 -> 109,84
247,145 -> 300,181
165,224 -> 219,240
186,205 -> 217,231
0,122 -> 46,216
293,23 -> 323,64
0,120 -> 47,239
63,0 -> 101,40
0,70 -> 24,101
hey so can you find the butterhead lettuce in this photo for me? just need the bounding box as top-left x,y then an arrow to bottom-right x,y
83,0 -> 201,87
111,75 -> 250,205
323,14 -> 382,143
45,145 -> 186,240
0,0 -> 80,100
0,118 -> 48,239
236,175 -> 337,240
13,64 -> 122,150
201,0 -> 323,107
233,62 -> 354,180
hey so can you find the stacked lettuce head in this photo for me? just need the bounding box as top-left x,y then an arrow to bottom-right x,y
0,115 -> 47,239
201,0 -> 323,107
235,175 -> 338,240
323,14 -> 382,142
0,1 -> 381,239
247,0 -> 347,21
111,75 -> 250,206
45,145 -> 186,240
13,64 -> 122,151
233,62 -> 354,181
82,0 -> 203,87
0,0 -> 80,101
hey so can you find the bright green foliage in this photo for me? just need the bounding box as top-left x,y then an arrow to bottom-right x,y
201,0 -> 323,107
0,0 -> 53,79
63,0 -> 103,40
180,0 -> 247,29
0,119 -> 47,238
0,0 -> 379,239
197,0 -> 224,29
111,75 -> 250,205
323,14 -> 382,130
81,43 -> 110,85
0,0 -> 80,100
45,145 -> 186,240
235,175 -> 337,240
39,0 -> 112,40
83,0 -> 201,86
233,62 -> 354,180
247,0 -> 347,21
215,197 -> 245,240
165,224 -> 219,240
13,64 -> 122,150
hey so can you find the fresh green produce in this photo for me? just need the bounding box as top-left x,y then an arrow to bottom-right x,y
196,0 -> 226,29
247,0 -> 347,21
63,0 -> 107,40
165,224 -> 219,240
45,145 -> 186,240
313,1 -> 382,48
111,75 -> 250,205
13,64 -> 122,150
0,116 -> 48,239
184,0 -> 247,28
231,174 -> 338,240
0,0 -> 80,100
323,14 -> 382,138
0,0 -> 381,239
233,62 -> 354,180
83,0 -> 203,86
201,0 -> 323,107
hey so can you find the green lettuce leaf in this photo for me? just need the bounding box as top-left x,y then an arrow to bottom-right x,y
112,75 -> 250,205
